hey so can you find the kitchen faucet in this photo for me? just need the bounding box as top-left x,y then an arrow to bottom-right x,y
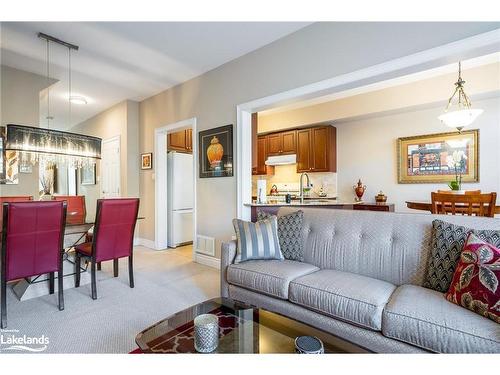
299,172 -> 311,204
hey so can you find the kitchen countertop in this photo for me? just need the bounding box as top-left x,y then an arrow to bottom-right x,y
245,199 -> 362,207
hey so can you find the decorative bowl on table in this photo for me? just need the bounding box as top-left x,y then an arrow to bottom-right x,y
294,336 -> 324,354
375,191 -> 387,203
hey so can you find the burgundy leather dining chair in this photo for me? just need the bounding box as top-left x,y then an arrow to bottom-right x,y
52,195 -> 86,225
74,198 -> 139,300
0,196 -> 33,229
1,201 -> 67,328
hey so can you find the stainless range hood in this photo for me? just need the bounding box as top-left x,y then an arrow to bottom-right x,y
265,154 -> 297,166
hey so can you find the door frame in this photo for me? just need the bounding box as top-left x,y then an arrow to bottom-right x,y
100,135 -> 121,198
154,118 -> 197,258
235,29 -> 500,220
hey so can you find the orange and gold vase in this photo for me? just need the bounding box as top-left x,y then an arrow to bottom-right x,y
353,179 -> 367,202
206,136 -> 224,169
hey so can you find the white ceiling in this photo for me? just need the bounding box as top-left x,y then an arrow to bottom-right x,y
0,22 -> 311,129
260,52 -> 500,116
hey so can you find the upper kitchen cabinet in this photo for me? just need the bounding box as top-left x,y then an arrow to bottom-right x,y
186,128 -> 193,151
297,125 -> 336,173
267,130 -> 296,156
168,129 -> 192,153
253,135 -> 273,175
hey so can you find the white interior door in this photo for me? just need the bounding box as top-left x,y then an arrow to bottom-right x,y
101,136 -> 121,198
67,166 -> 77,195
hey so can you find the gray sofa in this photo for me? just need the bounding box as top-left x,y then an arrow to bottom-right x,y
220,207 -> 500,353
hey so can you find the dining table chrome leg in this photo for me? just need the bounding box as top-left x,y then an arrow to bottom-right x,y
58,270 -> 64,311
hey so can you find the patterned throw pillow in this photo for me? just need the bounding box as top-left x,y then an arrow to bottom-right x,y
232,216 -> 283,264
423,220 -> 500,293
445,233 -> 500,324
257,210 -> 304,261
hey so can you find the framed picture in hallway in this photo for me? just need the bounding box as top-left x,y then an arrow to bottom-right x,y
80,164 -> 96,185
199,124 -> 233,178
141,152 -> 153,170
397,129 -> 479,184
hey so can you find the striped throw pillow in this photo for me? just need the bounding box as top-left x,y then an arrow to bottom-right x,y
232,217 -> 283,263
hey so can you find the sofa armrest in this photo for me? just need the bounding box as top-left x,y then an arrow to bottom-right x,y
220,240 -> 237,298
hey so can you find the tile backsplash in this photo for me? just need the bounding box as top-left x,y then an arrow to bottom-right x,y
252,164 -> 337,197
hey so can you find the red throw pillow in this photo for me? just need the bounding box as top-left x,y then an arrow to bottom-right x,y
445,233 -> 500,324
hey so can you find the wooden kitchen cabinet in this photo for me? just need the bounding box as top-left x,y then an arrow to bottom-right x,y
281,130 -> 297,154
186,128 -> 192,151
252,113 -> 258,172
267,130 -> 296,156
253,135 -> 274,175
168,129 -> 192,153
296,128 -> 312,172
252,124 -> 335,175
297,125 -> 336,173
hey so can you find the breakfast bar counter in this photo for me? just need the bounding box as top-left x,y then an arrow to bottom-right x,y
245,200 -> 394,221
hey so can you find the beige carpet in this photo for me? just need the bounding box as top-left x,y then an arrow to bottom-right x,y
0,245 -> 220,353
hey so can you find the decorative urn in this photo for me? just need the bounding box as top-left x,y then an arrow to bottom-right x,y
206,136 -> 224,169
353,179 -> 367,202
375,191 -> 387,203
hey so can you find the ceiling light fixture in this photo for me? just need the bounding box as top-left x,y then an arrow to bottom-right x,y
438,61 -> 483,132
5,32 -> 101,168
69,95 -> 88,105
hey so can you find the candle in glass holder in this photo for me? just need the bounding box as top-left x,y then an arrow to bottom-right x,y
194,314 -> 219,353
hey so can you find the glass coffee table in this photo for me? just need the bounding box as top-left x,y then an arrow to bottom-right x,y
135,297 -> 370,353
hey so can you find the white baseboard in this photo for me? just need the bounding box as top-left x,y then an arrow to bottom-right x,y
195,253 -> 220,270
135,237 -> 157,250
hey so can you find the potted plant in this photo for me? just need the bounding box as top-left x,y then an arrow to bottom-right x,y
446,150 -> 467,191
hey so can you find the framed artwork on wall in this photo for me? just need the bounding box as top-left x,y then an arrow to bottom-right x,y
199,124 -> 233,178
80,164 -> 96,185
19,164 -> 33,174
141,152 -> 153,170
397,129 -> 479,184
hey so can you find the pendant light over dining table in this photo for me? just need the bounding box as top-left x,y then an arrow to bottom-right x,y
5,32 -> 101,168
438,61 -> 483,132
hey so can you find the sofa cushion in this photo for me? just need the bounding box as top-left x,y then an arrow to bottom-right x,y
423,219 -> 500,293
227,260 -> 319,299
445,233 -> 500,324
382,284 -> 500,353
257,210 -> 304,261
289,269 -> 396,331
232,217 -> 283,263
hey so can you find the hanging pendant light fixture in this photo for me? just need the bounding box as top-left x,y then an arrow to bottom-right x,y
438,61 -> 483,132
5,32 -> 101,169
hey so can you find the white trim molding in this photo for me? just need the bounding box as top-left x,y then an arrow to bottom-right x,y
236,28 -> 500,220
135,237 -> 157,250
195,253 -> 220,269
